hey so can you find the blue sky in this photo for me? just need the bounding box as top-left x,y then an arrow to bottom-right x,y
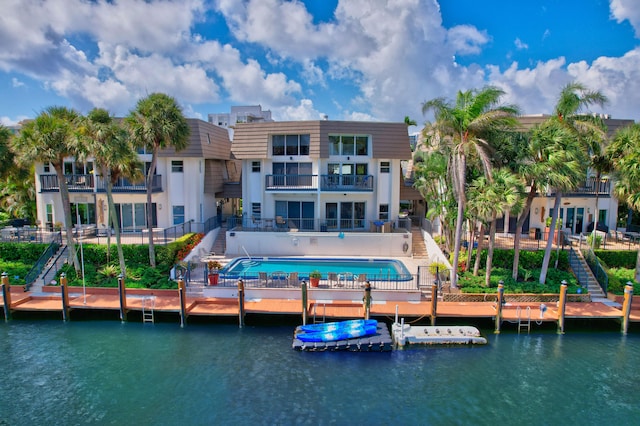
2,0 -> 640,129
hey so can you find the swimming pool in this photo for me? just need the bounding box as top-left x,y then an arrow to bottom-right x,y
222,257 -> 413,281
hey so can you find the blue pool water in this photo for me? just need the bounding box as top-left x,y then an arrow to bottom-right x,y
222,257 -> 412,280
1,320 -> 640,424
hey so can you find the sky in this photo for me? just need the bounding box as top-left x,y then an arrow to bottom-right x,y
1,0 -> 640,131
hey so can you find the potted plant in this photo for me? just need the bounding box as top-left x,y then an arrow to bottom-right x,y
208,260 -> 222,285
545,217 -> 561,243
309,270 -> 322,288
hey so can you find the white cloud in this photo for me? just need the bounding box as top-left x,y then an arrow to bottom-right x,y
514,38 -> 529,50
273,99 -> 323,121
610,0 -> 640,37
11,78 -> 24,88
446,25 -> 490,55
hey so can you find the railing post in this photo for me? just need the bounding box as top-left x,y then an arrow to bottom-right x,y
622,282 -> 634,335
2,272 -> 12,321
495,281 -> 504,334
558,280 -> 568,334
118,274 -> 127,322
301,281 -> 308,325
60,273 -> 69,322
237,279 -> 245,328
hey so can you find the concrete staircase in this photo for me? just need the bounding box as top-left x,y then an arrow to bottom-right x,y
569,247 -> 610,302
186,226 -> 228,297
29,245 -> 68,294
411,226 -> 429,259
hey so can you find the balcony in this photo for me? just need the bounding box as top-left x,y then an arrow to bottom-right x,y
39,174 -> 163,193
320,174 -> 373,192
548,177 -> 611,197
265,174 -> 318,191
40,174 -> 94,192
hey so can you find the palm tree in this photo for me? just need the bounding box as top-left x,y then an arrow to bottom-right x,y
537,83 -> 607,284
126,93 -> 190,267
12,107 -> 82,272
607,123 -> 640,282
422,87 -> 519,287
80,108 -> 143,276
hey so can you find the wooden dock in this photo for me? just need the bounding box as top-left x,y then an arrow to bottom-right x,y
292,322 -> 393,352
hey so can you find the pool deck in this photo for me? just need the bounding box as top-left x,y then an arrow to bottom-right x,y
3,286 -> 640,330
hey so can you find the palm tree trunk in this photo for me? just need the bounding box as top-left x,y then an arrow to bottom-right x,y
465,219 -> 476,273
485,213 -> 497,287
591,173 -> 601,249
146,148 -> 158,267
512,183 -> 537,280
473,224 -> 485,276
106,170 -> 126,276
540,191 -> 562,284
451,153 -> 467,288
54,163 -> 80,272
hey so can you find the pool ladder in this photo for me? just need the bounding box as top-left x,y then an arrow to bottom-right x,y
312,303 -> 326,324
517,306 -> 531,334
142,296 -> 155,324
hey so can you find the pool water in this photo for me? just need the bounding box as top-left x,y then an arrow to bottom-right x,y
222,257 -> 412,280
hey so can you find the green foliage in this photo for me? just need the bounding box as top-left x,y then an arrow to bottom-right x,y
586,233 -> 602,249
0,243 -> 48,262
595,250 -> 636,269
473,249 -> 569,271
606,268 -> 640,295
309,270 -> 322,278
458,266 -> 579,294
432,235 -> 446,245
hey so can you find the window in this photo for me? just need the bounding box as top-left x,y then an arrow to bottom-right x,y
43,163 -> 50,173
251,203 -> 261,219
272,134 -> 310,156
272,162 -> 312,186
46,204 -> 53,224
379,204 -> 389,220
71,203 -> 96,225
380,161 -> 390,173
115,203 -> 156,231
171,161 -> 184,173
252,161 -> 261,172
327,163 -> 368,186
173,205 -> 185,225
325,202 -> 365,229
328,135 -> 369,156
276,200 -> 314,229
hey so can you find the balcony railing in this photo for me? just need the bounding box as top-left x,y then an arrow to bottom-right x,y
39,174 -> 162,193
549,177 -> 611,197
320,174 -> 373,191
265,174 -> 318,191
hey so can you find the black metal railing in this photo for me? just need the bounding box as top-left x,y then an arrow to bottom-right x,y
265,174 -> 318,190
96,175 -> 162,193
24,233 -> 62,289
582,245 -> 609,294
320,174 -> 373,191
39,174 -> 162,193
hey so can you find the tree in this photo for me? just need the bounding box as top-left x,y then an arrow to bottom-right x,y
422,87 -> 519,287
607,123 -> 640,281
80,108 -> 143,276
12,107 -> 82,272
126,93 -> 190,267
537,83 -> 607,284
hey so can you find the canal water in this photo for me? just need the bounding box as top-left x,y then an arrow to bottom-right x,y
1,319 -> 639,425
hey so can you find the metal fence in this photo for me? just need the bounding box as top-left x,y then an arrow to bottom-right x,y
24,233 -> 62,289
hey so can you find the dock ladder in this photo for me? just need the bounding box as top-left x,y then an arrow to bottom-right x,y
312,303 -> 326,324
142,296 -> 155,324
516,306 -> 531,334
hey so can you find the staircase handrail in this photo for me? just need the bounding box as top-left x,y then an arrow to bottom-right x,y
581,245 -> 609,295
24,232 -> 62,290
40,245 -> 69,288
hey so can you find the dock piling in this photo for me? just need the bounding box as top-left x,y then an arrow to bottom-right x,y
494,282 -> 504,334
430,282 -> 438,326
118,274 -> 127,322
2,272 -> 11,321
60,273 -> 69,322
558,280 -> 567,334
363,281 -> 372,320
301,280 -> 308,325
237,279 -> 245,328
178,278 -> 187,328
622,282 -> 634,334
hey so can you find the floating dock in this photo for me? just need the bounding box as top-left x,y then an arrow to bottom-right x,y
392,323 -> 487,347
292,322 -> 393,352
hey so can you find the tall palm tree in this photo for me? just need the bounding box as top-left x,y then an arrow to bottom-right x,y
607,123 -> 640,282
422,87 -> 519,287
12,107 -> 82,272
537,83 -> 607,284
126,93 -> 190,267
81,108 -> 143,276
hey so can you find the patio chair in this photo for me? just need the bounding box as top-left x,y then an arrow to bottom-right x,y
271,271 -> 288,287
258,271 -> 270,287
275,216 -> 287,230
288,272 -> 299,287
357,273 -> 367,287
328,272 -> 339,287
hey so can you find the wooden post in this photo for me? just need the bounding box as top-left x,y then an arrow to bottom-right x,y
558,280 -> 568,334
301,280 -> 308,325
237,279 -> 245,328
2,272 -> 11,321
495,282 -> 504,334
430,282 -> 438,326
60,273 -> 69,322
178,278 -> 187,328
118,274 -> 127,322
621,282 -> 634,334
363,281 -> 372,320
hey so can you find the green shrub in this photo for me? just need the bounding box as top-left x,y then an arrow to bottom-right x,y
595,250 -> 636,269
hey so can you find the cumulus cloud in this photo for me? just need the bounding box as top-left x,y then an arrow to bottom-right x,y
610,0 -> 640,37
514,38 -> 529,50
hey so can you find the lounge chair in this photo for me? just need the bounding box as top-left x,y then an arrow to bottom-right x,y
275,216 -> 287,230
357,274 -> 367,287
258,271 -> 270,287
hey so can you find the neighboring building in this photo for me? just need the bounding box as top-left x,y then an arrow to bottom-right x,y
34,119 -> 235,233
208,105 -> 273,139
505,114 -> 635,236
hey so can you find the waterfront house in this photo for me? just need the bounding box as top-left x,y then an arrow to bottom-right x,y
34,119 -> 235,234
